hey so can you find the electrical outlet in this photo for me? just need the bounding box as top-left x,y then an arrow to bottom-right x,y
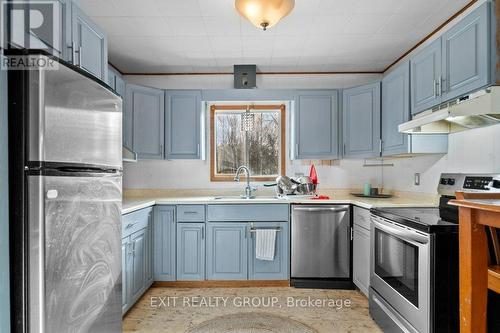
414,173 -> 421,186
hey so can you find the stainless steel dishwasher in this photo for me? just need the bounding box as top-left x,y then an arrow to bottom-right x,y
291,205 -> 353,289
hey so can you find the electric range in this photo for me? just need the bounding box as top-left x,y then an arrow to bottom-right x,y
369,173 -> 500,333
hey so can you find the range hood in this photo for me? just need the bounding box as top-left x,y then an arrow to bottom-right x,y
123,146 -> 138,163
399,87 -> 500,134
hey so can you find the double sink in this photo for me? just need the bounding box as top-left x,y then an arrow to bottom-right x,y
211,195 -> 283,201
210,195 -> 316,201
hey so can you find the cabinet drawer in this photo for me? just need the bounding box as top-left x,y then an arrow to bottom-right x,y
177,205 -> 206,222
122,207 -> 152,238
353,206 -> 371,230
207,204 -> 289,222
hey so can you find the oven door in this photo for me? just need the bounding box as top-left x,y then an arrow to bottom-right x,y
370,215 -> 431,333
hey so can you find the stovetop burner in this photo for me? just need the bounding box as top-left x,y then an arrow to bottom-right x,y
371,173 -> 500,233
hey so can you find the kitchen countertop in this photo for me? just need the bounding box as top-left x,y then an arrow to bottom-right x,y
122,189 -> 438,215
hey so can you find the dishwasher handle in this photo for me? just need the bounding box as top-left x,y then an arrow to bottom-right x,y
293,206 -> 349,213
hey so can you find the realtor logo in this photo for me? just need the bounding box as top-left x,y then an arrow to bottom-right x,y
1,0 -> 61,70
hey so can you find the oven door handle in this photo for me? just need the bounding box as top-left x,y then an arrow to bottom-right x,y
373,219 -> 429,245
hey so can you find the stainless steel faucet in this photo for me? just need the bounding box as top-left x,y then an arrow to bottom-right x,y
234,165 -> 256,199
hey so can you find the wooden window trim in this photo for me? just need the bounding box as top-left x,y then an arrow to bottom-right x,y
210,104 -> 286,182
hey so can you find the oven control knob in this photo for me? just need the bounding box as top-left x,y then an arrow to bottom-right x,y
440,178 -> 448,185
448,178 -> 455,185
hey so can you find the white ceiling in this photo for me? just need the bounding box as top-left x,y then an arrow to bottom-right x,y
79,0 -> 470,74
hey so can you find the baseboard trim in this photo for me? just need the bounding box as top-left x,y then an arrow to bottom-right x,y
153,280 -> 290,288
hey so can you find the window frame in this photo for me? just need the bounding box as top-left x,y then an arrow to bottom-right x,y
210,104 -> 286,182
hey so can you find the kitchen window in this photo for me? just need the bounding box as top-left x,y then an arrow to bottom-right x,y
210,104 -> 285,181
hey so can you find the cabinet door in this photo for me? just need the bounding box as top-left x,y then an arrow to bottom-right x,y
154,206 -> 176,281
177,223 -> 205,281
123,83 -> 133,150
165,90 -> 202,159
115,75 -> 125,98
382,62 -> 410,156
107,66 -> 116,89
121,237 -> 131,314
343,82 -> 381,158
441,2 -> 490,101
248,222 -> 289,280
126,84 -> 165,159
410,38 -> 442,115
130,228 -> 147,303
207,223 -> 248,280
353,224 -> 370,297
293,90 -> 339,160
145,210 -> 154,286
72,4 -> 108,81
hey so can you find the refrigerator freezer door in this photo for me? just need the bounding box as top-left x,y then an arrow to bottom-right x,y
28,55 -> 122,168
28,174 -> 122,333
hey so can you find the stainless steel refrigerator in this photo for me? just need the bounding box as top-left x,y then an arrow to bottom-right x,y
8,53 -> 123,333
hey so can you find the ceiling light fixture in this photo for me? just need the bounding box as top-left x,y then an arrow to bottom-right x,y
235,0 -> 295,31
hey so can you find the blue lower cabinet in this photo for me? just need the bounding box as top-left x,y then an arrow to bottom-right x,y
248,222 -> 289,280
154,206 -> 176,281
146,212 -> 154,285
122,207 -> 153,315
121,237 -> 131,314
130,228 -> 147,302
207,223 -> 248,280
177,223 -> 205,280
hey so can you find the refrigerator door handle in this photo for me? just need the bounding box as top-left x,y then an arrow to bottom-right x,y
28,177 -> 46,332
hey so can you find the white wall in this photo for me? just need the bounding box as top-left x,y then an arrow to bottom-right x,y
124,122 -> 500,194
123,73 -> 385,191
382,124 -> 500,194
122,74 -> 500,195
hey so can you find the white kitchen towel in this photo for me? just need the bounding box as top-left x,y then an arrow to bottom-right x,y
255,229 -> 277,261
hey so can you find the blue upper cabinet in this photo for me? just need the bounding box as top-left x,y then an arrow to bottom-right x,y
107,65 -> 116,89
177,223 -> 205,281
293,90 -> 339,160
343,82 -> 381,158
441,2 -> 490,102
115,75 -> 125,98
206,223 -> 248,280
382,62 -> 410,156
165,90 -> 202,159
107,66 -> 125,97
123,83 -> 133,150
410,2 -> 491,115
126,84 -> 165,159
410,38 -> 442,115
71,3 -> 108,82
153,206 -> 176,281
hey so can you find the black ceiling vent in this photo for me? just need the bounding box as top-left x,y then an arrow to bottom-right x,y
234,65 -> 257,89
